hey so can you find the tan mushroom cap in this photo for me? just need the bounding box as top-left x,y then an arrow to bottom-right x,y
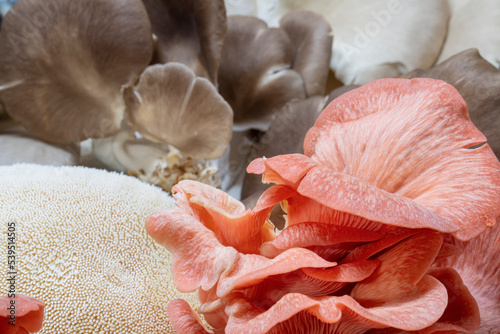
403,49 -> 500,158
142,0 -> 227,84
0,0 -> 153,144
218,15 -> 306,130
124,62 -> 233,160
280,10 -> 332,97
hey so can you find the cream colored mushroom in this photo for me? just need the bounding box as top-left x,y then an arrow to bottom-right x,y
437,0 -> 500,68
92,124 -> 221,192
0,0 -> 153,143
0,164 -> 199,333
403,49 -> 500,158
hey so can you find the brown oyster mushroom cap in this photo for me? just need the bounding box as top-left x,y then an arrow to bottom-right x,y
0,0 -> 153,144
280,10 -> 333,97
218,15 -> 306,130
142,0 -> 227,84
403,49 -> 500,157
124,63 -> 233,160
241,96 -> 325,200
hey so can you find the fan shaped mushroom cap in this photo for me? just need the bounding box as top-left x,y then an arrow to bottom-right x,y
0,0 -> 153,143
403,49 -> 500,158
218,15 -> 304,130
124,63 -> 233,160
0,164 -> 199,333
142,0 -> 227,84
251,78 -> 500,241
278,10 -> 332,97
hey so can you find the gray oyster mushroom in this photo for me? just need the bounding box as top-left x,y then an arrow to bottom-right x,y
218,10 -> 332,131
0,0 -> 154,144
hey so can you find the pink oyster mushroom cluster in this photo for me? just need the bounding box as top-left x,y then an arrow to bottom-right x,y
146,78 -> 500,333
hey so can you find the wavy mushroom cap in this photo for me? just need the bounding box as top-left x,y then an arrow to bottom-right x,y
124,63 -> 233,160
0,0 -> 153,143
218,11 -> 331,130
0,164 -> 199,333
147,181 -> 480,333
403,49 -> 500,158
142,0 -> 227,84
250,78 -> 500,241
145,78 -> 498,333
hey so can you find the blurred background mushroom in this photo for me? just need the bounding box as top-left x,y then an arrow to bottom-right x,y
217,10 -> 332,197
225,0 -> 500,86
437,0 -> 500,68
402,49 -> 500,158
225,0 -> 450,85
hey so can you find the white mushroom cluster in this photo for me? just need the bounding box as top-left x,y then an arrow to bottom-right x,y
0,164 -> 199,333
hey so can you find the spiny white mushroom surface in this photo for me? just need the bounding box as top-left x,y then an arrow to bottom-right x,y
0,164 -> 199,333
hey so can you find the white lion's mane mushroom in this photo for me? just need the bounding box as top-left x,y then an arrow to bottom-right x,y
124,62 -> 233,160
218,11 -> 332,131
0,0 -> 153,143
0,164 -> 199,333
141,0 -> 227,84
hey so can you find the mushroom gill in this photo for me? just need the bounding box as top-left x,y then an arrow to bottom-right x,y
0,0 -> 153,143
403,49 -> 500,158
0,164 -> 199,333
124,63 -> 233,160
